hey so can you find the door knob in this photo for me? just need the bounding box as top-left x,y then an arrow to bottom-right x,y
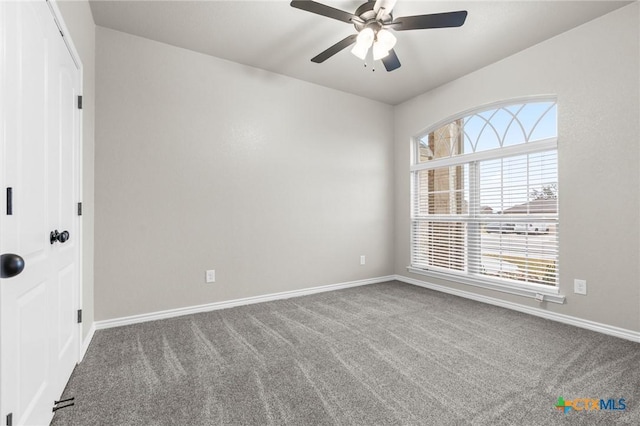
1,253 -> 25,278
50,230 -> 70,244
58,230 -> 70,243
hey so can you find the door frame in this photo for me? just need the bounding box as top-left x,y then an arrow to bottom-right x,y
46,0 -> 85,362
0,0 -> 84,420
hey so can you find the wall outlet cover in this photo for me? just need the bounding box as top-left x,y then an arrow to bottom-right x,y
206,270 -> 216,283
574,279 -> 587,295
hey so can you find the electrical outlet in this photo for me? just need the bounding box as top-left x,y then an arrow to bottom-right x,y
205,270 -> 216,283
574,279 -> 587,295
360,255 -> 366,265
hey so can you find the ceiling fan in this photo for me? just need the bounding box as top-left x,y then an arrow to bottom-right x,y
290,0 -> 468,72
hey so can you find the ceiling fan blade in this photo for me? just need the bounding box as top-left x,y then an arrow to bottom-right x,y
389,10 -> 468,31
374,0 -> 398,15
290,1 -> 356,24
382,49 -> 401,72
311,34 -> 358,63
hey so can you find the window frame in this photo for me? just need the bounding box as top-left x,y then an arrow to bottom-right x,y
408,97 -> 564,303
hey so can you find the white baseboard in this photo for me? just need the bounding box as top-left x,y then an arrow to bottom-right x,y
79,322 -> 96,362
92,273 -> 639,343
95,275 -> 396,330
395,274 -> 640,343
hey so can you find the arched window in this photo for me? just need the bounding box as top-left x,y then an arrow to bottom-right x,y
410,99 -> 560,298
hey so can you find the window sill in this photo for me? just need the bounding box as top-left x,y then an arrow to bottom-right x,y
406,266 -> 565,304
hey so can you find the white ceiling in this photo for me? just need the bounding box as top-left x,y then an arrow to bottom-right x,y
89,0 -> 631,105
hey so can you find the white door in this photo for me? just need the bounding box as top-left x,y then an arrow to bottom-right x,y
0,1 -> 81,425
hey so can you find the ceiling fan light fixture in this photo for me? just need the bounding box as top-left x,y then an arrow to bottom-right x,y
351,27 -> 375,59
376,29 -> 397,51
372,28 -> 396,60
356,27 -> 375,46
351,43 -> 369,60
290,0 -> 468,72
372,43 -> 390,60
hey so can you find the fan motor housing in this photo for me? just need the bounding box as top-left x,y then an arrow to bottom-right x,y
353,1 -> 393,32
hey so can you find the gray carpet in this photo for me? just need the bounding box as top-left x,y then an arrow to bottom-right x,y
51,281 -> 639,425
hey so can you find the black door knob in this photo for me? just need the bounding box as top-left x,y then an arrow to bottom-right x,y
58,231 -> 70,243
1,253 -> 25,278
50,230 -> 70,244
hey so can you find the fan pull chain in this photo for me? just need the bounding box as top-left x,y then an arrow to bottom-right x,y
363,59 -> 375,72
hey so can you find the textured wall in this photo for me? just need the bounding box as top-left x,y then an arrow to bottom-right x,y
95,28 -> 394,320
57,0 -> 95,340
394,4 -> 640,331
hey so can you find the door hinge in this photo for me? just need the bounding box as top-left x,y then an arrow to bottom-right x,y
77,202 -> 82,216
6,187 -> 12,215
77,95 -> 83,110
77,309 -> 82,324
6,413 -> 12,426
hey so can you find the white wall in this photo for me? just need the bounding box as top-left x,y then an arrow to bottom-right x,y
94,3 -> 639,333
57,0 -> 95,340
95,27 -> 395,320
394,4 -> 640,331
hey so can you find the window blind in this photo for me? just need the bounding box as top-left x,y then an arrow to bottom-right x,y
411,100 -> 559,289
